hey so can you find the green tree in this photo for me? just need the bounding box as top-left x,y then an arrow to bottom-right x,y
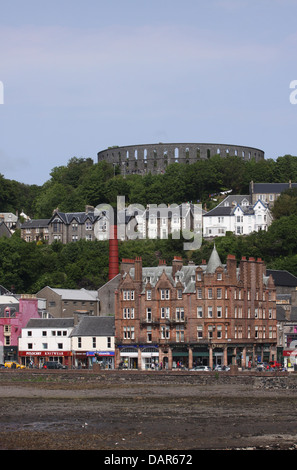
271,188 -> 297,219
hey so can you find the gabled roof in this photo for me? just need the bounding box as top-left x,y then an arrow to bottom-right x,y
0,285 -> 11,295
70,316 -> 115,337
0,212 -> 18,223
204,193 -> 269,218
0,221 -> 12,238
203,195 -> 253,217
49,211 -> 101,225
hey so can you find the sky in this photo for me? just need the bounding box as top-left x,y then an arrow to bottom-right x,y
0,0 -> 297,185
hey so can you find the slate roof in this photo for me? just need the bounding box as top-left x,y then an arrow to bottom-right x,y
0,222 -> 12,237
48,288 -> 99,301
48,209 -> 134,226
70,316 -> 115,337
126,247 -> 221,293
290,307 -> 297,321
252,183 -> 297,193
20,219 -> 50,228
205,245 -> 223,273
0,212 -> 18,223
125,247 -> 276,293
25,318 -> 75,328
276,305 -> 287,321
266,270 -> 297,287
49,211 -> 101,225
203,195 -> 258,218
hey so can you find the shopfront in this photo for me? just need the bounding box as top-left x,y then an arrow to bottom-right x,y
141,346 -> 159,369
283,349 -> 297,370
72,350 -> 115,369
192,348 -> 209,367
172,347 -> 189,369
118,347 -> 138,369
87,351 -> 115,369
19,350 -> 72,368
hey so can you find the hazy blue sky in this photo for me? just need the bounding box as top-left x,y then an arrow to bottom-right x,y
0,0 -> 297,185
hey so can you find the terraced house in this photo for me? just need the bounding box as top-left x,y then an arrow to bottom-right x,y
47,206 -> 103,243
114,249 -> 277,370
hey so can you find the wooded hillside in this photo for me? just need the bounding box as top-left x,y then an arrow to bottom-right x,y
1,153 -> 297,293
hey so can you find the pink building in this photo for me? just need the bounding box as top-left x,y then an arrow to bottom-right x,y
0,295 -> 40,364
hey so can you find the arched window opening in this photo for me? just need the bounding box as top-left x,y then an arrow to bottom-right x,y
175,148 -> 179,163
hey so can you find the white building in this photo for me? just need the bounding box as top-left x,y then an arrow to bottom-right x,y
135,203 -> 203,240
70,316 -> 115,369
18,316 -> 115,369
203,195 -> 272,238
18,318 -> 74,368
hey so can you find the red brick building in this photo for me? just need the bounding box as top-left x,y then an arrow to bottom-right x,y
114,248 -> 277,370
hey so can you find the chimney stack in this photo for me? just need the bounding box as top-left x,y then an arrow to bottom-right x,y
172,256 -> 183,277
134,257 -> 142,282
226,254 -> 237,284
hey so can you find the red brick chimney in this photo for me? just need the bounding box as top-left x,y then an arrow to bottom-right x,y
172,256 -> 183,277
239,256 -> 248,287
226,254 -> 237,284
134,257 -> 142,283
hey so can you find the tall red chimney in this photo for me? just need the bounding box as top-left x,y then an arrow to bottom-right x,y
108,208 -> 119,280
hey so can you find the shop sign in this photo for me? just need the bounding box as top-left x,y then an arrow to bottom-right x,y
283,349 -> 297,357
86,351 -> 114,356
19,351 -> 72,356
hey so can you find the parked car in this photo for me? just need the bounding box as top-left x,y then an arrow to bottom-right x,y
190,366 -> 211,371
42,361 -> 64,369
256,362 -> 268,371
214,365 -> 230,371
4,361 -> 26,369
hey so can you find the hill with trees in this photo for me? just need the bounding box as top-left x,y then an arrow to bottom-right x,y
1,153 -> 297,293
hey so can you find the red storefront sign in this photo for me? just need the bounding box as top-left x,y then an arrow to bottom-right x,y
283,350 -> 297,357
19,351 -> 72,356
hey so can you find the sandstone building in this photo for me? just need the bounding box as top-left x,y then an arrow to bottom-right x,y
114,248 -> 277,370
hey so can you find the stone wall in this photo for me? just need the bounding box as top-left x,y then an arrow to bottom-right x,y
97,143 -> 265,175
